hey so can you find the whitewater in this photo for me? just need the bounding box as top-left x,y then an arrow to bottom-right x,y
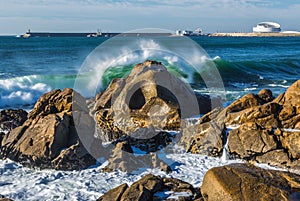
0,151 -> 242,200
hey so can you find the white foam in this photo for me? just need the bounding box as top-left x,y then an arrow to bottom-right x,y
0,152 -> 242,200
282,128 -> 300,133
268,84 -> 290,88
0,76 -> 51,108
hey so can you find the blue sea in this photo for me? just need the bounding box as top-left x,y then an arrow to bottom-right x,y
1,35 -> 300,200
1,35 -> 300,109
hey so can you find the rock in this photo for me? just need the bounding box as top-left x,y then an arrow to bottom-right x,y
94,60 -> 219,141
179,80 -> 300,169
102,141 -> 171,173
0,109 -> 27,132
98,174 -> 201,201
228,122 -> 277,159
97,183 -> 128,201
225,80 -> 300,168
0,88 -> 98,170
178,108 -> 226,156
201,163 -> 300,201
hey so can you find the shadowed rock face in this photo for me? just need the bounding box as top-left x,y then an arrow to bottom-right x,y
201,163 -> 300,201
93,60 -> 222,142
0,109 -> 28,132
0,88 -> 97,170
97,174 -> 202,201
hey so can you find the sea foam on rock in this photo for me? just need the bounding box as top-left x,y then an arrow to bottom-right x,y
0,88 -> 98,170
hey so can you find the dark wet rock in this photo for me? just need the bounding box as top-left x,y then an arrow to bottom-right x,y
98,174 -> 201,201
0,109 -> 27,132
0,88 -> 100,170
201,163 -> 300,201
102,141 -> 171,173
94,60 -> 220,142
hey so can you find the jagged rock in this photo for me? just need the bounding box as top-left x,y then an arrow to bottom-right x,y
0,88 -> 99,170
225,80 -> 300,168
201,163 -> 300,201
94,60 -> 221,142
180,80 -> 300,169
178,108 -> 226,156
0,109 -> 27,132
98,174 -> 201,201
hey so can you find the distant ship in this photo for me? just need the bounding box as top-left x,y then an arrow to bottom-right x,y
20,29 -> 119,38
174,28 -> 203,36
86,29 -> 105,37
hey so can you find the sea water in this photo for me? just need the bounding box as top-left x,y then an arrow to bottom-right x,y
0,36 -> 299,200
1,36 -> 300,108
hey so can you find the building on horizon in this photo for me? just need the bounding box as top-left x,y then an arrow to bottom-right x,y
253,22 -> 281,33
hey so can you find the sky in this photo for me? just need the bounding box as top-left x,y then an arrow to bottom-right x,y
1,0 -> 300,35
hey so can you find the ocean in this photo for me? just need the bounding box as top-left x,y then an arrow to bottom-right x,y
0,35 -> 299,200
1,36 -> 300,109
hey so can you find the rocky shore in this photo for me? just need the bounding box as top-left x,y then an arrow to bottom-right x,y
1,60 -> 300,200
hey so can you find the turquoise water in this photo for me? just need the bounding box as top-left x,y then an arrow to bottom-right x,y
0,36 -> 300,108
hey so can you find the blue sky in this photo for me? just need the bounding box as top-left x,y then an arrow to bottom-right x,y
1,0 -> 300,35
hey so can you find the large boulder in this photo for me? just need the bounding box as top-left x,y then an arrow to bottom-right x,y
0,88 -> 98,170
0,109 -> 28,132
201,163 -> 300,201
97,174 -> 201,201
94,60 -> 221,142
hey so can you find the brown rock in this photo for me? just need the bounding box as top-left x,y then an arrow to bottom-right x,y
0,88 -> 98,170
228,122 -> 277,158
226,93 -> 263,113
120,174 -> 162,201
179,108 -> 226,156
281,131 -> 300,159
94,60 -> 219,141
184,80 -> 300,169
97,183 -> 128,201
257,88 -> 274,103
201,163 -> 300,201
103,141 -> 171,173
281,80 -> 300,107
98,174 -> 201,201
